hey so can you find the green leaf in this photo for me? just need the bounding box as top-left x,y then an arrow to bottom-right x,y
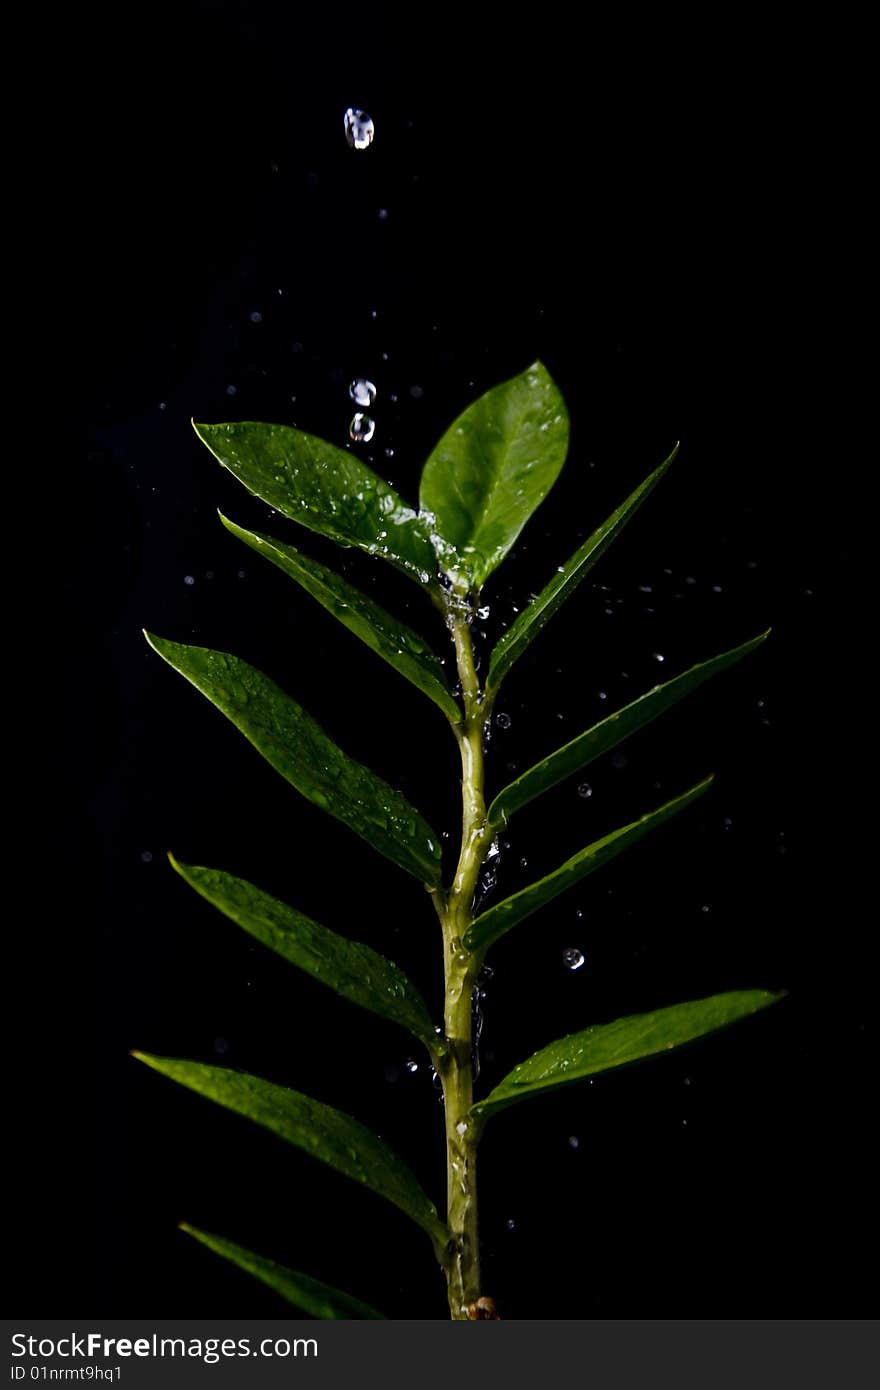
219,514 -> 461,724
418,361 -> 569,591
144,634 -> 442,885
488,632 -> 768,827
132,1055 -> 448,1251
465,777 -> 714,953
193,420 -> 436,585
472,990 -> 784,1120
179,1224 -> 385,1318
170,856 -> 445,1055
487,445 -> 678,691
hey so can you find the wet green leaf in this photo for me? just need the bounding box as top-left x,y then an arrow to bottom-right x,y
472,990 -> 784,1120
219,515 -> 461,723
465,777 -> 714,953
418,362 -> 569,591
132,1055 -> 448,1251
144,633 -> 442,885
170,856 -> 444,1054
488,633 -> 768,826
487,446 -> 678,691
193,420 -> 436,585
179,1224 -> 385,1318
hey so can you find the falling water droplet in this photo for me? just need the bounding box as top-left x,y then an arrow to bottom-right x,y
183,575 -> 195,587
343,107 -> 375,149
568,1135 -> 581,1150
349,413 -> 376,443
577,782 -> 592,799
562,947 -> 585,971
496,712 -> 512,730
404,1058 -> 419,1074
652,652 -> 665,663
350,378 -> 376,407
140,850 -> 153,864
505,1218 -> 517,1232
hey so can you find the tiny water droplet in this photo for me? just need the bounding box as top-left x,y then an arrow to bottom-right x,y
456,1120 -> 469,1136
562,947 -> 585,971
477,605 -> 490,619
350,413 -> 376,443
225,384 -> 238,396
343,107 -> 374,150
249,310 -> 263,324
350,378 -> 376,407
568,1135 -> 581,1150
140,850 -> 153,864
652,652 -> 665,663
183,574 -> 195,587
496,712 -> 512,729
409,384 -> 424,399
577,782 -> 592,799
519,856 -> 528,870
505,1218 -> 517,1232
404,1058 -> 419,1074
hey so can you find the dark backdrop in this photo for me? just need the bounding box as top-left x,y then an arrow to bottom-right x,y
41,1 -> 869,1318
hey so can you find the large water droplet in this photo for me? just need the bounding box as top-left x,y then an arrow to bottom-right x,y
562,947 -> 585,971
350,378 -> 376,407
350,413 -> 376,443
343,107 -> 374,150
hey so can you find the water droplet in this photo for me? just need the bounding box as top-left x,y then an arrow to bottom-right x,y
577,782 -> 592,799
404,1058 -> 419,1074
225,384 -> 238,396
496,712 -> 512,729
350,378 -> 376,407
652,652 -> 665,663
343,107 -> 374,150
505,1218 -> 517,1232
183,574 -> 195,587
610,752 -> 628,769
139,850 -> 153,864
249,310 -> 263,324
700,904 -> 710,914
378,207 -> 389,220
562,947 -> 585,971
409,384 -> 424,399
456,1120 -> 469,1136
349,413 -> 376,443
568,1135 -> 581,1150
477,605 -> 490,619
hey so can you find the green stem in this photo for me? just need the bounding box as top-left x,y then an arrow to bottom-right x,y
437,602 -> 494,1318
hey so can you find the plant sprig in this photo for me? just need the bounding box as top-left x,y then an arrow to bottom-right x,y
137,360 -> 781,1319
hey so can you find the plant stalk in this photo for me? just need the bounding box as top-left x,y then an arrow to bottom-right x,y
437,603 -> 494,1318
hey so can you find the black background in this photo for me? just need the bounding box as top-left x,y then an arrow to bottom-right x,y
39,1 -> 870,1318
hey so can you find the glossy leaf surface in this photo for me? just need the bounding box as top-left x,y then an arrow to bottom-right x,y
170,856 -> 444,1054
418,362 -> 569,590
133,1055 -> 448,1249
179,1224 -> 385,1318
489,633 -> 768,826
472,990 -> 784,1120
194,420 -> 436,584
487,446 -> 678,690
144,634 -> 442,885
465,777 -> 714,953
220,515 -> 460,723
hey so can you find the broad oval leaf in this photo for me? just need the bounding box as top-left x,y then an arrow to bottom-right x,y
132,1054 -> 448,1251
487,445 -> 678,691
465,777 -> 714,953
170,856 -> 445,1055
144,633 -> 442,885
418,361 -> 569,591
219,514 -> 461,724
488,632 -> 768,826
179,1224 -> 385,1318
472,990 -> 784,1120
193,420 -> 436,585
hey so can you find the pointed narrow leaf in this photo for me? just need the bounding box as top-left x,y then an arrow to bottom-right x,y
132,1055 -> 448,1250
489,632 -> 768,826
170,856 -> 445,1055
418,361 -> 569,590
193,420 -> 436,585
465,777 -> 714,953
219,514 -> 461,724
144,634 -> 442,885
472,990 -> 784,1120
179,1224 -> 385,1318
487,445 -> 678,691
